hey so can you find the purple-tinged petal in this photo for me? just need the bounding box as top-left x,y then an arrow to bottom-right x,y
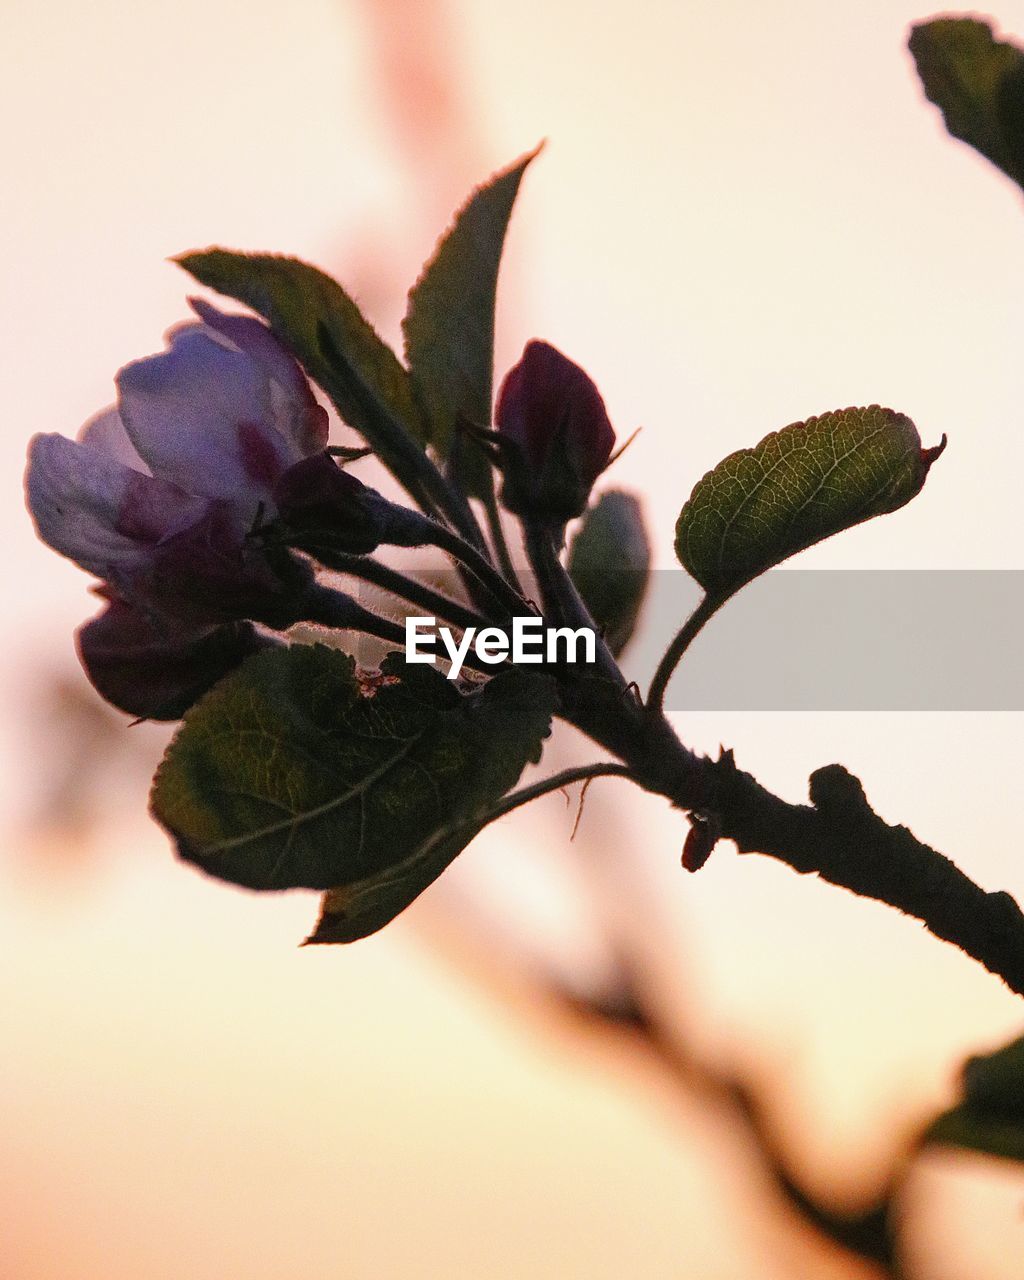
189,297 -> 329,456
25,433 -> 206,582
77,407 -> 150,472
138,500 -> 313,628
77,596 -> 274,720
116,326 -> 292,507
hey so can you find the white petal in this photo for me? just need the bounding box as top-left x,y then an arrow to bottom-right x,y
77,406 -> 150,472
189,298 -> 329,456
116,326 -> 289,506
26,433 -> 206,583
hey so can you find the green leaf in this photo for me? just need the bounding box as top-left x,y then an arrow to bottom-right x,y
925,1033 -> 1024,1164
403,146 -> 540,497
568,490 -> 651,657
304,820 -> 491,945
675,406 -> 945,599
175,251 -> 441,509
151,645 -> 555,939
909,17 -> 1024,193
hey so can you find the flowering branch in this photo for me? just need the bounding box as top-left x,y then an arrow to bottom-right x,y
24,142 -> 1024,1014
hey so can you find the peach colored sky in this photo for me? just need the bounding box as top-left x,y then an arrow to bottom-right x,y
4,1 -> 1024,1276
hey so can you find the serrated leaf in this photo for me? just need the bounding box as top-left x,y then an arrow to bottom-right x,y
675,406 -> 944,598
568,490 -> 651,657
403,146 -> 540,497
151,645 -> 555,938
909,17 -> 1024,193
175,251 -> 441,509
925,1033 -> 1024,1164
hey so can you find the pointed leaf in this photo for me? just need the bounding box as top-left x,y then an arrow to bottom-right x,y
568,490 -> 651,656
909,17 -> 1024,193
675,406 -> 944,598
925,1033 -> 1024,1164
403,146 -> 540,496
175,251 -> 442,509
304,820 -> 491,945
151,645 -> 556,938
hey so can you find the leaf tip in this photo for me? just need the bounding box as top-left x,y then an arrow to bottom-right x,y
173,249 -> 217,280
922,432 -> 948,472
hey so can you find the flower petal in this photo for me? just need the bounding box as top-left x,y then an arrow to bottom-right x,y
138,500 -> 312,628
189,297 -> 329,456
77,596 -> 274,720
77,406 -> 150,472
116,325 -> 292,506
26,433 -> 206,583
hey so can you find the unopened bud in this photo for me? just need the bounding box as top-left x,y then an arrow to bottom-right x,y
496,341 -> 616,525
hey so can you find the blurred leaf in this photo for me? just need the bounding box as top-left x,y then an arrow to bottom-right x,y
911,17 -> 1024,193
925,1032 -> 1024,1163
568,490 -> 650,656
175,251 -> 440,509
909,17 -> 1024,193
152,646 -> 555,938
675,406 -> 944,598
403,146 -> 540,496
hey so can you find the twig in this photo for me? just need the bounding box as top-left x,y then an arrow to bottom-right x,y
569,689 -> 1024,1001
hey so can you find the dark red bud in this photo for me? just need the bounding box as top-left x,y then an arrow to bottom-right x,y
496,341 -> 616,523
77,597 -> 273,720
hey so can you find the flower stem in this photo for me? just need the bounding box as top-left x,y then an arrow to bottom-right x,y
302,585 -> 495,674
482,485 -> 524,592
524,523 -> 625,688
426,523 -> 532,620
319,554 -> 491,634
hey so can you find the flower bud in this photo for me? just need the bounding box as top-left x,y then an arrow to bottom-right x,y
273,453 -> 388,557
496,341 -> 616,525
272,452 -> 437,564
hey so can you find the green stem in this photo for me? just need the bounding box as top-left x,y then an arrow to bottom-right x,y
482,486 -> 524,592
524,523 -> 625,688
427,522 -> 532,620
315,553 -> 490,634
646,593 -> 722,714
301,585 -> 495,675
